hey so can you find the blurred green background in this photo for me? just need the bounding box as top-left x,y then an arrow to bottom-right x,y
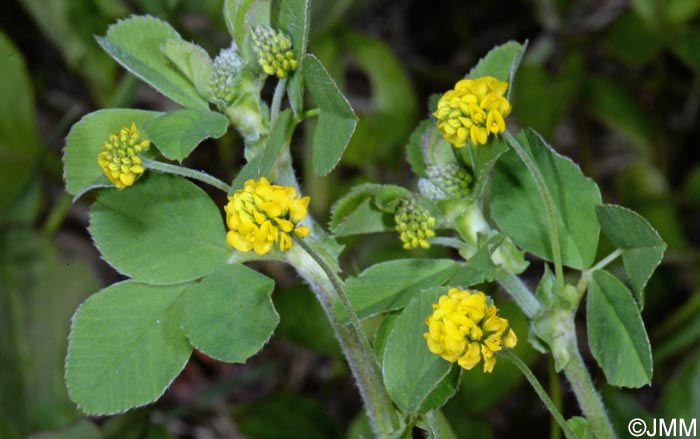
1,0 -> 699,437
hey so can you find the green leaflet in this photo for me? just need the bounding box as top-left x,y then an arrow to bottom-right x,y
182,264 -> 278,362
382,287 -> 459,413
333,259 -> 458,322
97,15 -> 208,109
491,128 -> 601,269
144,109 -> 229,162
273,0 -> 311,114
596,204 -> 666,308
329,183 -> 412,237
466,40 -> 527,100
303,54 -> 358,176
65,281 -> 192,415
89,173 -> 230,284
161,39 -> 213,99
587,270 -> 653,388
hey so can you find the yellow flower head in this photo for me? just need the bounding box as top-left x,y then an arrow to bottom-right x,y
433,76 -> 511,147
97,123 -> 150,189
251,25 -> 297,79
224,177 -> 310,255
424,288 -> 517,373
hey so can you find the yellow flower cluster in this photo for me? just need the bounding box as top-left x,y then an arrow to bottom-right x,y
424,288 -> 517,373
251,25 -> 297,79
395,198 -> 436,249
97,123 -> 150,189
224,177 -> 310,255
434,76 -> 511,147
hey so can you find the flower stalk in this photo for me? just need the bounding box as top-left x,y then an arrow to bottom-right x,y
498,350 -> 580,439
501,131 -> 565,294
141,158 -> 231,193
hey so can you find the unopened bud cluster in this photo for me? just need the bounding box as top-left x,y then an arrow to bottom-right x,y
251,26 -> 297,78
395,198 -> 436,249
419,164 -> 472,200
208,44 -> 245,106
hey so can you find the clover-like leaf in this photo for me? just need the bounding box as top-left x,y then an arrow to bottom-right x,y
97,15 -> 208,109
596,204 -> 666,308
65,281 -> 192,415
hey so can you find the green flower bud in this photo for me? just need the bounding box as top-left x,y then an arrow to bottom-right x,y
419,164 -> 472,200
251,25 -> 297,78
394,198 -> 436,249
208,44 -> 245,106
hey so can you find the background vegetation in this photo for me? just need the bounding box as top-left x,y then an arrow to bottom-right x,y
1,0 -> 699,437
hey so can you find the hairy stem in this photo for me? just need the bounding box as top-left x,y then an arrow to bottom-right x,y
142,158 -> 231,193
563,340 -> 617,439
499,350 -> 579,439
502,131 -> 565,293
293,237 -> 375,365
286,242 -> 400,438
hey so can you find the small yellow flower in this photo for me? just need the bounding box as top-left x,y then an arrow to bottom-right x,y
251,25 -> 297,79
433,76 -> 511,147
97,123 -> 150,189
224,177 -> 310,255
424,288 -> 517,373
395,198 -> 436,249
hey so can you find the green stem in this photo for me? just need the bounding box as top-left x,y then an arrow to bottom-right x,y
293,237 -> 373,361
502,131 -> 565,293
496,271 -> 542,319
270,77 -> 288,126
563,341 -> 617,439
286,240 -> 399,438
498,350 -> 579,439
142,158 -> 231,193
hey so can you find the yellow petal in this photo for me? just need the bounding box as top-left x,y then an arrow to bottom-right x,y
227,231 -> 253,252
279,232 -> 292,251
293,225 -> 309,237
426,335 -> 445,355
504,328 -> 518,348
253,241 -> 273,255
119,172 -> 135,187
482,356 -> 496,373
274,218 -> 294,232
289,201 -> 308,223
